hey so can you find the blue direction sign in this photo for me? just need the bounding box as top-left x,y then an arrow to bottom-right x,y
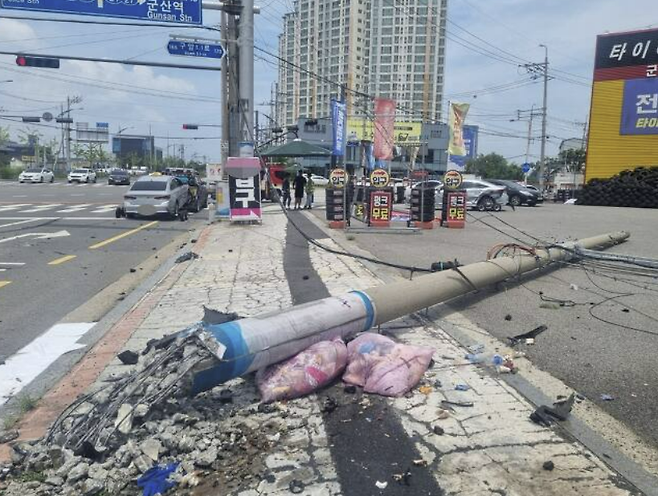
167,40 -> 225,59
522,163 -> 532,174
0,0 -> 202,25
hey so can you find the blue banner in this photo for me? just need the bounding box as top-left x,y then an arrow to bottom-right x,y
331,99 -> 346,156
450,125 -> 478,169
621,78 -> 658,135
0,0 -> 202,25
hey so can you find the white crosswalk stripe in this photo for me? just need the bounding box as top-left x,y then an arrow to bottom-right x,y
19,204 -> 63,213
0,204 -> 31,212
56,204 -> 93,213
90,204 -> 118,213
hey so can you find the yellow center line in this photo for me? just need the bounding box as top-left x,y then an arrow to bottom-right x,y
0,281 -> 11,289
89,221 -> 159,250
48,255 -> 77,266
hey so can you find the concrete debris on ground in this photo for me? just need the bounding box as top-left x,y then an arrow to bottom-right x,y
175,252 -> 199,264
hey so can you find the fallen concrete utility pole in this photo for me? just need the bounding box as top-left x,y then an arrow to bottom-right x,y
189,231 -> 629,393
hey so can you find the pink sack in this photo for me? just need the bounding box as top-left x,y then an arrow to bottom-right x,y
343,333 -> 434,397
257,339 -> 348,402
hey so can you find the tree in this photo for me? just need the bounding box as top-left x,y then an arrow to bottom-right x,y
465,153 -> 524,180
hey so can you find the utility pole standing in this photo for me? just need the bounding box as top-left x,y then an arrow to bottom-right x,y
221,11 -> 230,167
539,44 -> 549,192
238,0 -> 255,146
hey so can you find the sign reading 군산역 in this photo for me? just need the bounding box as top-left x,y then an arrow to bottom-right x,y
444,170 -> 463,190
0,0 -> 202,25
369,169 -> 390,188
329,168 -> 348,188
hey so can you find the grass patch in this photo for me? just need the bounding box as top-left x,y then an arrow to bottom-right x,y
2,415 -> 19,430
17,471 -> 46,483
16,394 -> 38,413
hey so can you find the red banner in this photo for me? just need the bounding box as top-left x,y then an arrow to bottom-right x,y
374,98 -> 396,160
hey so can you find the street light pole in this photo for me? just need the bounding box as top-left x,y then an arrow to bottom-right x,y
239,0 -> 255,148
539,44 -> 549,192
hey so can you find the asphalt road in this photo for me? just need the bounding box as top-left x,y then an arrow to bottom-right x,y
0,179 -> 204,363
312,199 -> 658,449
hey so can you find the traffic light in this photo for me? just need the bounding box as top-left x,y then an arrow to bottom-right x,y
16,56 -> 60,69
182,124 -> 199,130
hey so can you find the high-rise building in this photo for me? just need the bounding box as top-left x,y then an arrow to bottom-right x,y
275,0 -> 448,126
369,0 -> 447,122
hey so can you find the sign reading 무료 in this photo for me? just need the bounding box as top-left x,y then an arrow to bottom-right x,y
329,168 -> 348,188
444,170 -> 463,190
0,0 -> 202,25
446,191 -> 467,229
620,78 -> 658,134
369,169 -> 390,188
369,190 -> 392,224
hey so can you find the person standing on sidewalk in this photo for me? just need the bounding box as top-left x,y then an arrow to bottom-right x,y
304,172 -> 315,209
281,174 -> 291,209
293,170 -> 306,210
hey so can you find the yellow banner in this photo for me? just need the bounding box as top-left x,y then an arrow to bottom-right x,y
346,119 -> 422,145
448,102 -> 470,156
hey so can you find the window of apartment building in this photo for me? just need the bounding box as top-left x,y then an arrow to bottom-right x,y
414,54 -> 425,63
381,36 -> 392,44
382,17 -> 393,26
380,55 -> 392,63
382,27 -> 393,35
380,74 -> 391,81
380,65 -> 391,73
381,46 -> 392,54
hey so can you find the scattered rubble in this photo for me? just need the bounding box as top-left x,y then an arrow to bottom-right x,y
175,252 -> 199,264
116,350 -> 139,366
543,460 -> 555,471
508,325 -> 548,346
530,393 -> 576,426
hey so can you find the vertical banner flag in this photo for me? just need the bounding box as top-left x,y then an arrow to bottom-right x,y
448,102 -> 471,156
374,98 -> 396,160
331,99 -> 347,156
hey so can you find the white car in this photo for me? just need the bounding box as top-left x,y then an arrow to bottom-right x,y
68,168 -> 97,183
310,174 -> 329,186
19,168 -> 54,183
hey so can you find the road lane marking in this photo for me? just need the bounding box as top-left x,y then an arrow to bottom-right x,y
12,195 -> 27,198
0,230 -> 70,245
57,204 -> 92,213
0,204 -> 31,212
90,205 -> 118,213
20,204 -> 63,213
0,218 -> 46,229
0,263 -> 26,266
0,323 -> 95,405
89,220 -> 159,249
48,255 -> 77,265
0,281 -> 11,289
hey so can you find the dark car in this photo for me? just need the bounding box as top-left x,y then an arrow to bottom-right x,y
108,169 -> 130,185
488,179 -> 539,207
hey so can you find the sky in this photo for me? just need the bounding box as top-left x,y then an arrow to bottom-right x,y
0,0 -> 656,165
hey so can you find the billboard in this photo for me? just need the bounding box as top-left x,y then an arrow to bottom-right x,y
586,28 -> 658,181
346,119 -> 422,145
373,98 -> 396,160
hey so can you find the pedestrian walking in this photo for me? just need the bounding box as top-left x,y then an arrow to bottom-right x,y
304,172 -> 315,209
293,170 -> 306,210
281,174 -> 291,209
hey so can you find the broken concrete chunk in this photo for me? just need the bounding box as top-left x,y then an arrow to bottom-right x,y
115,404 -> 134,434
117,350 -> 139,365
139,439 -> 163,463
66,462 -> 89,484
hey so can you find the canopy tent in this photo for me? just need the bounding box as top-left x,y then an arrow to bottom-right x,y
260,139 -> 332,158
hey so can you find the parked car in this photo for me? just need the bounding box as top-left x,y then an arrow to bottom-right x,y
407,179 -> 508,211
523,184 -> 544,203
108,168 -> 130,185
19,168 -> 54,183
488,179 -> 539,206
122,175 -> 189,218
67,168 -> 97,183
310,174 -> 329,187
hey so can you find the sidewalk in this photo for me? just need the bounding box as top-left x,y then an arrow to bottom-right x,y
0,205 -> 643,495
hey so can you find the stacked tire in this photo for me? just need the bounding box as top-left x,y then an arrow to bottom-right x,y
577,166 -> 658,208
410,186 -> 436,222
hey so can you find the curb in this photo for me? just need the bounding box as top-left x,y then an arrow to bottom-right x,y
0,224 -> 213,461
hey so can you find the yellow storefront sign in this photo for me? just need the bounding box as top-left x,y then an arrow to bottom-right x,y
346,119 -> 422,144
